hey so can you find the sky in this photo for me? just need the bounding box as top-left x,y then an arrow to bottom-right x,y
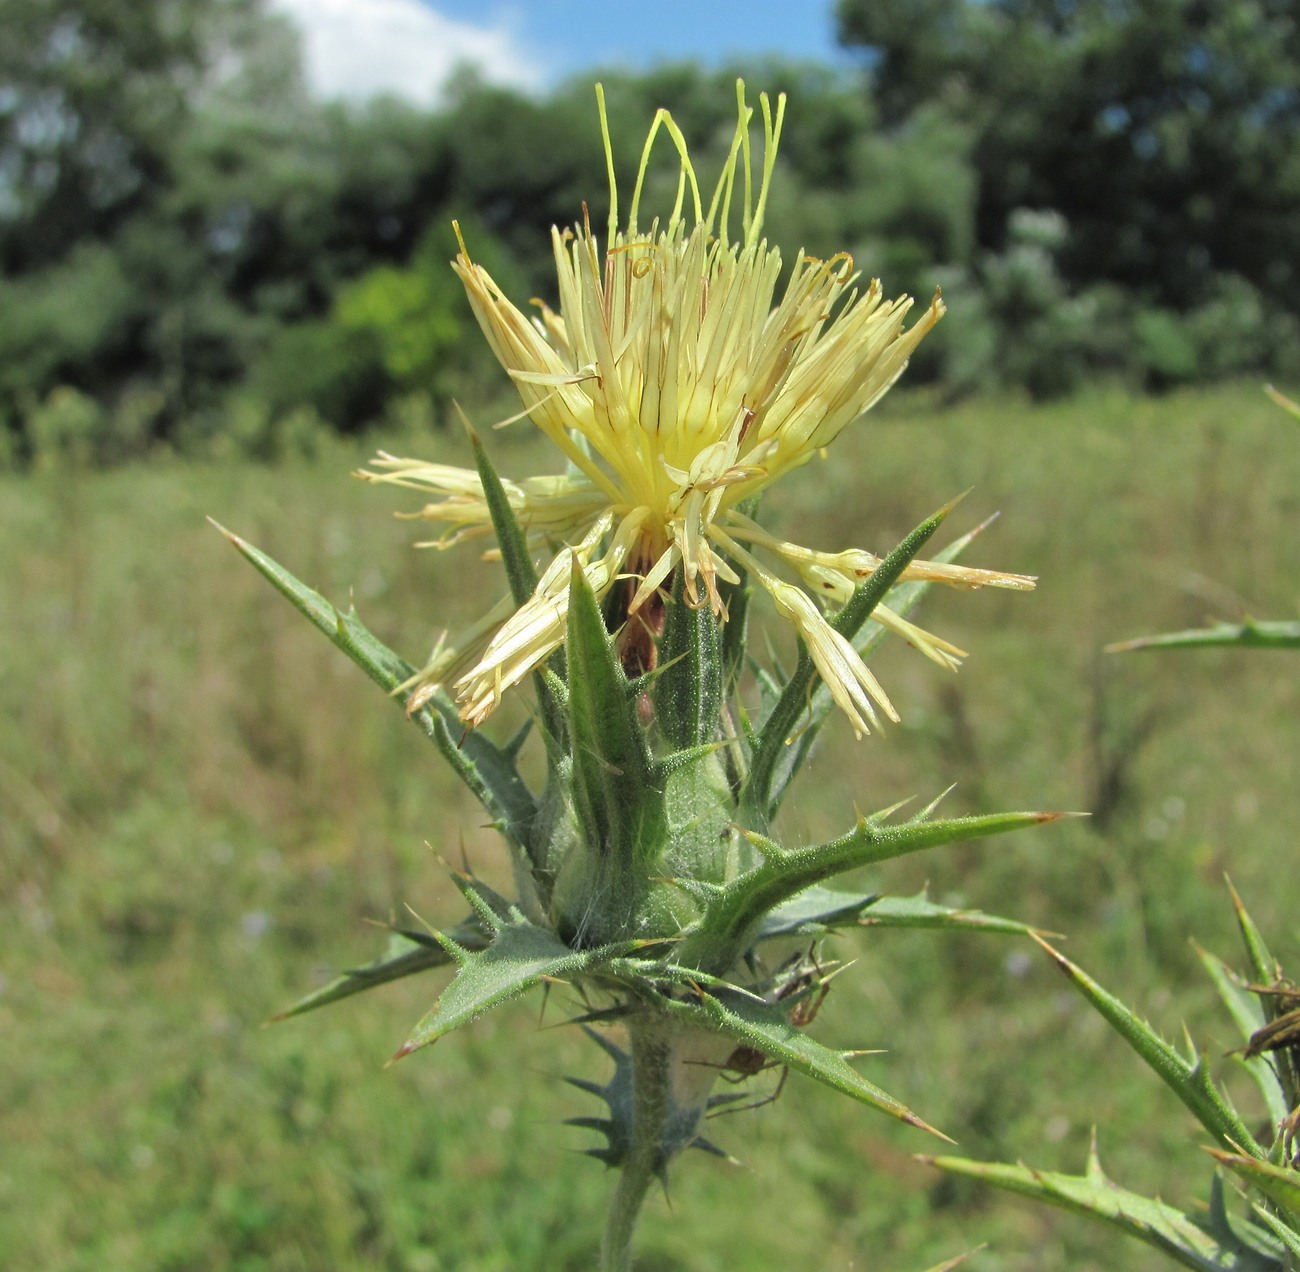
268,0 -> 851,107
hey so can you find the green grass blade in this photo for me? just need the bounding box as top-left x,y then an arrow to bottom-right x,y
1033,936 -> 1264,1156
1107,620 -> 1300,653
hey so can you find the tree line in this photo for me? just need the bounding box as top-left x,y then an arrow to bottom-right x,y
2,0 -> 1297,463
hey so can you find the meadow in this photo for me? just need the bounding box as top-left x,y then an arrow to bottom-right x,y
2,382 -> 1297,1271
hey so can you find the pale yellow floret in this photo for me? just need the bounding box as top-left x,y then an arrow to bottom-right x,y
366,80 -> 1030,731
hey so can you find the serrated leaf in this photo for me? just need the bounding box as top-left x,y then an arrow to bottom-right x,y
273,924 -> 487,1020
1107,621 -> 1300,653
394,914 -> 632,1056
650,982 -> 950,1141
685,808 -> 1063,976
1207,1150 -> 1300,1224
1034,936 -> 1264,1156
925,1148 -> 1271,1271
216,524 -> 538,855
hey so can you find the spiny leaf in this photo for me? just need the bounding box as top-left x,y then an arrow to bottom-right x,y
756,886 -> 881,938
1033,935 -> 1263,1156
468,428 -> 568,754
1252,1206 -> 1300,1259
649,983 -> 951,1141
853,887 -> 1048,936
1206,1149 -> 1300,1224
685,808 -> 1064,976
272,924 -> 486,1021
1228,880 -> 1281,988
924,1144 -> 1269,1271
215,523 -> 538,853
1194,942 -> 1288,1127
392,915 -> 634,1058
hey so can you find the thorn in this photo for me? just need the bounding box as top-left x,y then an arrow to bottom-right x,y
904,1110 -> 956,1144
1031,931 -> 1076,975
207,515 -> 238,542
932,490 -> 971,522
385,1040 -> 420,1067
913,785 -> 956,822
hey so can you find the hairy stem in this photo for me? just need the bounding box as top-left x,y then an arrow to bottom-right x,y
600,1019 -> 672,1272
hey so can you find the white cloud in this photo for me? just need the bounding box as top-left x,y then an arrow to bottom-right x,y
269,0 -> 545,107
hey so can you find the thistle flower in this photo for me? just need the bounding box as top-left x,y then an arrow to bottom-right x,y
363,82 -> 1033,730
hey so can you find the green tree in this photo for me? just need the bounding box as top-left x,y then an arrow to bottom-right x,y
837,0 -> 1300,310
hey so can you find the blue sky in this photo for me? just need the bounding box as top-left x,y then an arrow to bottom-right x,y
269,0 -> 853,106
432,0 -> 850,81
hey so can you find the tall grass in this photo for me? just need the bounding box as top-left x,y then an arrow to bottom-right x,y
2,383 -> 1297,1270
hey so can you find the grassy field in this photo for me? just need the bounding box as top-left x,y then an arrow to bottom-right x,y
2,382 -> 1298,1271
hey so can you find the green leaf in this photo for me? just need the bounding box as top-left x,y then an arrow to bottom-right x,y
1252,1205 -> 1300,1259
1194,942 -> 1288,1127
925,1140 -> 1271,1271
654,571 -> 723,750
855,887 -> 1045,936
745,499 -> 953,822
1228,881 -> 1282,988
467,426 -> 537,606
1207,1150 -> 1300,1224
565,559 -> 661,861
1107,620 -> 1300,653
215,524 -> 538,856
684,807 -> 1063,976
649,982 -> 951,1141
1033,935 -> 1264,1157
468,429 -> 568,753
756,886 -> 881,938
393,912 -> 633,1057
273,923 -> 486,1020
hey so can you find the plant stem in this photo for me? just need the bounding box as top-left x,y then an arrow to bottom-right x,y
600,1017 -> 671,1272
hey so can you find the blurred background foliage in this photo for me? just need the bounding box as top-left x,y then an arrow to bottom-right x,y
1,0 -> 1298,464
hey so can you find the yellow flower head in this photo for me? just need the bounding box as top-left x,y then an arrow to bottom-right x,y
364,83 -> 1032,731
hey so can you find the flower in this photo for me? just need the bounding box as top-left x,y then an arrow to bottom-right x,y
363,82 -> 1033,730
